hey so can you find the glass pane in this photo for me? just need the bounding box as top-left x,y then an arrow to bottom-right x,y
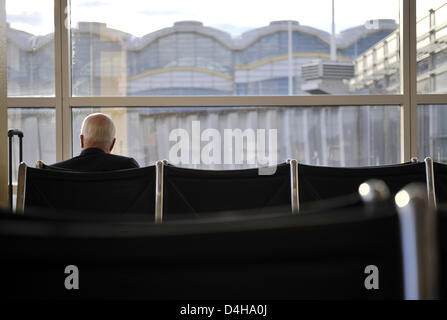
72,106 -> 401,168
6,0 -> 55,97
70,0 -> 400,96
418,104 -> 447,162
8,108 -> 56,183
417,1 -> 447,93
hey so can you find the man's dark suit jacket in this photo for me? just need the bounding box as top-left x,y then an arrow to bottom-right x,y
51,148 -> 140,172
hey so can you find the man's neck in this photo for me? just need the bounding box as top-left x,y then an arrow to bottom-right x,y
82,146 -> 109,153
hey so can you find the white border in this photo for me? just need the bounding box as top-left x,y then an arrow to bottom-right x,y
0,0 -> 7,207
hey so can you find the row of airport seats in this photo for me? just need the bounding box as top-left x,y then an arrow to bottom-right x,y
12,157 -> 444,221
0,180 -> 442,299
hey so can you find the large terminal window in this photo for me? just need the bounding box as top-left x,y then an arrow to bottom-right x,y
67,0 -> 403,169
5,0 -> 447,176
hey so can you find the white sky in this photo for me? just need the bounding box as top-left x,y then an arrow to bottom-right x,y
5,0 -> 447,37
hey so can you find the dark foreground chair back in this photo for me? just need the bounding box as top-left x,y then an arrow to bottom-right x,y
298,161 -> 427,205
16,163 -> 156,216
36,160 -> 72,171
433,161 -> 447,204
0,197 -> 404,300
437,206 -> 447,299
1,180 -> 439,300
160,162 -> 292,219
394,183 -> 439,299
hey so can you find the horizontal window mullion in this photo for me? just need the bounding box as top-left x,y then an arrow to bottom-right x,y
68,95 -> 405,107
7,97 -> 57,108
416,94 -> 447,105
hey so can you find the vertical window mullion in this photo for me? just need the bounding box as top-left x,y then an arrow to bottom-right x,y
401,0 -> 418,162
54,0 -> 71,161
54,0 -> 63,162
409,0 -> 418,159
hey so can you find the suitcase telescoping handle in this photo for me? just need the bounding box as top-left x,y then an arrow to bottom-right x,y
8,129 -> 24,211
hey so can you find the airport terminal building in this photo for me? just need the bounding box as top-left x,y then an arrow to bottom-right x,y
7,19 -> 398,96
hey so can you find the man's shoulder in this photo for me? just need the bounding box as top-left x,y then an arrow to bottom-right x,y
105,153 -> 140,167
51,156 -> 82,168
51,151 -> 140,171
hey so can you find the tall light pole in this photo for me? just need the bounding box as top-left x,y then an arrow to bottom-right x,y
288,21 -> 293,96
330,0 -> 337,61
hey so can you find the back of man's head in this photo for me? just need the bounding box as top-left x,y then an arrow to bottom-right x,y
80,113 -> 116,152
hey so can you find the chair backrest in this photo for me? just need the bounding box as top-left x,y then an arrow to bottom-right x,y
433,161 -> 447,204
298,162 -> 427,204
17,163 -> 156,216
36,160 -> 71,171
438,206 -> 447,299
0,203 -> 403,299
162,162 -> 291,218
395,183 -> 439,299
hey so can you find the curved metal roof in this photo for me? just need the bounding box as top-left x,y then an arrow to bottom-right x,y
7,19 -> 398,52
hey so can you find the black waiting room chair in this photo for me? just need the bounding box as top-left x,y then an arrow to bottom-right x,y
15,163 -> 156,216
158,161 -> 293,221
297,160 -> 433,208
433,161 -> 447,205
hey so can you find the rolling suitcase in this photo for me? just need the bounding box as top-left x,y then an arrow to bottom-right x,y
8,129 -> 23,211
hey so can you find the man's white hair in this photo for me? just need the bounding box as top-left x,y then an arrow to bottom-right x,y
80,113 -> 116,148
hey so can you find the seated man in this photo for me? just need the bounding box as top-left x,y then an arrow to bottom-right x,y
52,113 -> 139,171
